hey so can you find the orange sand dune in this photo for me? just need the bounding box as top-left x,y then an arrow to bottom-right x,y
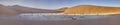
63,5 -> 120,14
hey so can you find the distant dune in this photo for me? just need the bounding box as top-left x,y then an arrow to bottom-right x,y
0,4 -> 62,16
63,4 -> 120,14
0,4 -> 18,16
8,5 -> 62,13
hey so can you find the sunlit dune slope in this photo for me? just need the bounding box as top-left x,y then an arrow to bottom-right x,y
63,5 -> 120,14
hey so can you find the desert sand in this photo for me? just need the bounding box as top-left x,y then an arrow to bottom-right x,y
63,4 -> 120,14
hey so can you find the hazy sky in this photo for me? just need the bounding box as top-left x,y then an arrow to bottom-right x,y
0,0 -> 120,9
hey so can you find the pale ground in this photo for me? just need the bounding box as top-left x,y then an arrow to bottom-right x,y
0,15 -> 119,25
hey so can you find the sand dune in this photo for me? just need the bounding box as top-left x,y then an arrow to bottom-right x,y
0,4 -> 62,16
0,4 -> 18,16
1,4 -> 120,16
63,4 -> 120,14
8,5 -> 62,13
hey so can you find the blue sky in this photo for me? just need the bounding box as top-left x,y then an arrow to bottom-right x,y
0,0 -> 120,9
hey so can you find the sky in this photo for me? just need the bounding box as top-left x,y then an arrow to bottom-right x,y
0,0 -> 120,9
